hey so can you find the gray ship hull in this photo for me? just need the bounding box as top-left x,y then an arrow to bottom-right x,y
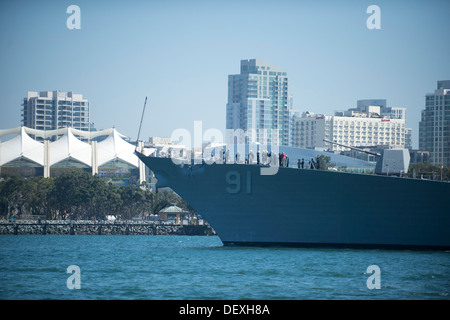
136,154 -> 450,250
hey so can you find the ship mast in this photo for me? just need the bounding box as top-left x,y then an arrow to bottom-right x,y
136,96 -> 148,152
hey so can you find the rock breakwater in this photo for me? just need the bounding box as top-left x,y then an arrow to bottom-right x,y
0,220 -> 216,236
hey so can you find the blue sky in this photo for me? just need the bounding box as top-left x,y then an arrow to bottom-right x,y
0,0 -> 449,148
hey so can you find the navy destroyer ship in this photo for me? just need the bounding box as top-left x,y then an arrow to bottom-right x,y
135,147 -> 450,250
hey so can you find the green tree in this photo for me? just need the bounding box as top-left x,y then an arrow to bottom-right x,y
0,176 -> 35,219
118,185 -> 152,219
51,170 -> 93,220
0,170 -> 198,221
103,183 -> 123,218
152,189 -> 197,214
30,176 -> 55,219
315,155 -> 335,171
407,162 -> 450,181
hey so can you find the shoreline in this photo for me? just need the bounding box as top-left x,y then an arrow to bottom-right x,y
0,220 -> 216,236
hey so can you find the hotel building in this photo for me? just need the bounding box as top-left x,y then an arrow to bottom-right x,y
292,101 -> 406,152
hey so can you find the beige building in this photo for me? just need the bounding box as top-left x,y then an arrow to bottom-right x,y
292,105 -> 406,152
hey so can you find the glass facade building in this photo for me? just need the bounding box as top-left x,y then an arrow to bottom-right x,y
419,80 -> 450,166
226,59 -> 290,146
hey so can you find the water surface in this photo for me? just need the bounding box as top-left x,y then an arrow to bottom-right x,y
0,235 -> 448,300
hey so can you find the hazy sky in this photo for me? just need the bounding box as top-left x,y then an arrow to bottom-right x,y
1,0 -> 449,148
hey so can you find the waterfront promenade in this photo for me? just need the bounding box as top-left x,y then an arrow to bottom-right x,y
0,220 -> 216,236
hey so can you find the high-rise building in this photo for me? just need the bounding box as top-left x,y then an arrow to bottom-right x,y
226,59 -> 290,146
22,91 -> 90,139
292,101 -> 406,152
419,80 -> 450,166
405,127 -> 413,150
289,108 -> 300,147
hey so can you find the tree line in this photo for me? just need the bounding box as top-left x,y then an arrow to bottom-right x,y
406,162 -> 450,181
0,170 -> 195,220
317,156 -> 450,180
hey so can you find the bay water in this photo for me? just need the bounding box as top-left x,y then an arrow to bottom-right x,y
0,235 -> 448,300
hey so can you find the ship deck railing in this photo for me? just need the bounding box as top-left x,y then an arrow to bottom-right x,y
149,154 -> 450,183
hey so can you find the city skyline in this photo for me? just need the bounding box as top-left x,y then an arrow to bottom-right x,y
1,0 -> 449,149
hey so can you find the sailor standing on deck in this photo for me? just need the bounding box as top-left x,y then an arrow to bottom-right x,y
248,150 -> 254,164
280,153 -> 286,167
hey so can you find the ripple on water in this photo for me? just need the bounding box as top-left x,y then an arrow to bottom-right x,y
0,235 -> 449,300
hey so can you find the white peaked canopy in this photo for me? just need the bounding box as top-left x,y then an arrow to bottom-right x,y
0,127 -> 44,166
49,128 -> 92,167
0,127 -> 154,174
0,127 -> 127,141
97,129 -> 138,167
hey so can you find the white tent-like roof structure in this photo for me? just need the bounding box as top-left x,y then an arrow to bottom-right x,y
97,129 -> 138,168
0,127 -> 155,179
0,127 -> 44,166
0,126 -> 126,141
49,128 -> 92,167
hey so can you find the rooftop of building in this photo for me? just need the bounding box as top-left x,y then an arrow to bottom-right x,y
26,91 -> 87,101
0,126 -> 155,169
